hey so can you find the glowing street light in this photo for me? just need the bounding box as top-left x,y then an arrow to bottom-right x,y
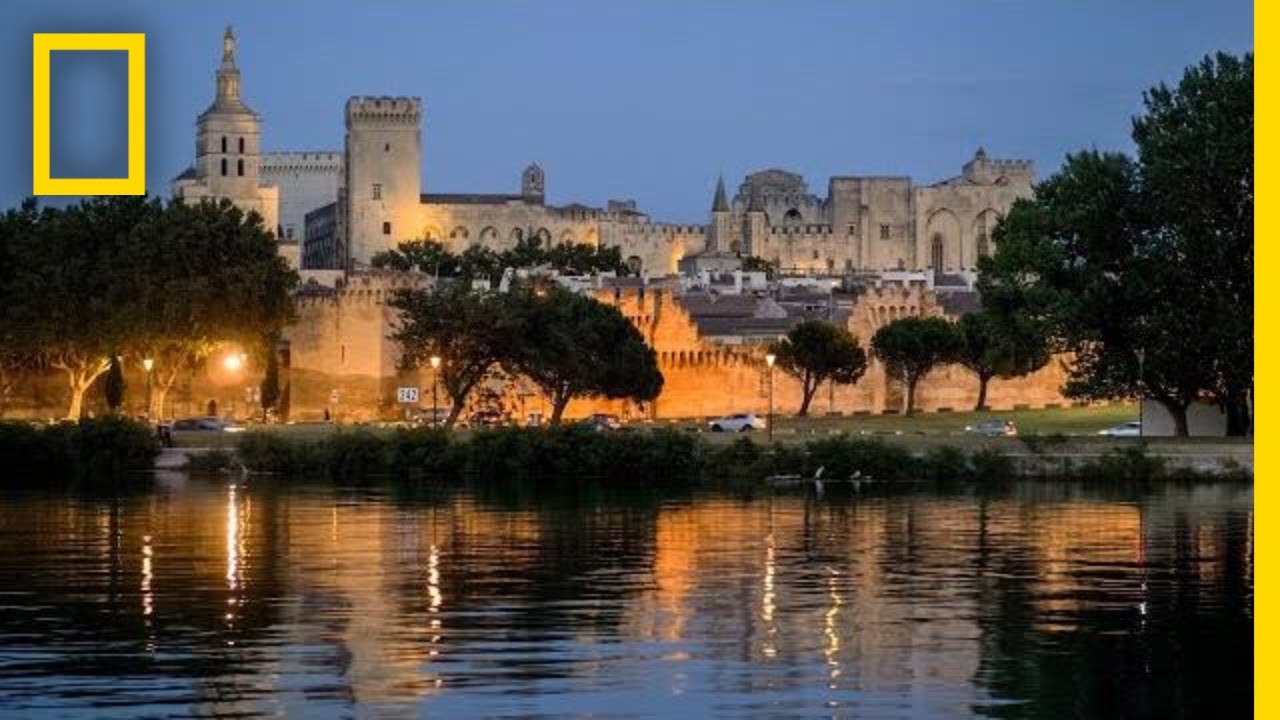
430,355 -> 442,427
765,352 -> 777,442
142,358 -> 154,422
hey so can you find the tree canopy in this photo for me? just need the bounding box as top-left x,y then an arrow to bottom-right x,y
0,197 -> 298,418
390,281 -> 663,426
768,320 -> 868,416
871,316 -> 962,414
955,311 -> 1050,411
977,52 -> 1252,435
390,283 -> 519,427
372,236 -> 631,283
505,284 -> 663,424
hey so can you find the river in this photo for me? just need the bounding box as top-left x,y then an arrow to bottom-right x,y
0,477 -> 1252,718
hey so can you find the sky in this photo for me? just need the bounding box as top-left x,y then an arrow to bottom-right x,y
4,0 -> 1254,222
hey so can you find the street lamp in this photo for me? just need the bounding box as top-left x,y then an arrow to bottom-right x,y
765,352 -> 777,442
430,355 -> 442,427
142,358 -> 154,422
1136,347 -> 1146,438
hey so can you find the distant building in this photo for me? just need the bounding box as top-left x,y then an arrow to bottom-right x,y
170,28 -> 283,263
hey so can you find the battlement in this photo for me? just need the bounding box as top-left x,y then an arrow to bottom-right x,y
295,269 -> 431,309
345,96 -> 423,127
262,151 -> 343,173
768,224 -> 834,237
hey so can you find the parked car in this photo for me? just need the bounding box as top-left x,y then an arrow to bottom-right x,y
708,413 -> 766,433
965,419 -> 1017,437
583,413 -> 622,431
170,416 -> 246,433
462,410 -> 504,429
1098,420 -> 1142,437
410,408 -> 451,427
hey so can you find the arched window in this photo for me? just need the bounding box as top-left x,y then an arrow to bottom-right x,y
784,208 -> 802,224
510,227 -> 524,242
626,256 -> 643,275
237,159 -> 244,176
221,136 -> 227,153
238,137 -> 245,153
449,226 -> 469,240
220,158 -> 227,176
931,233 -> 944,270
977,233 -> 990,259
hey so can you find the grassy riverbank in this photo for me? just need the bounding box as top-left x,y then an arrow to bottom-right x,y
207,423 -> 1248,484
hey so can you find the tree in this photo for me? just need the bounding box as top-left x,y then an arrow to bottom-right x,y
390,284 -> 518,427
130,199 -> 298,419
372,239 -> 459,276
372,235 -> 631,282
741,256 -> 777,279
976,53 -> 1251,436
1133,52 -> 1253,434
0,196 -> 163,418
260,336 -> 281,421
507,284 -> 663,424
104,355 -> 125,413
0,196 -> 297,420
955,311 -> 1050,411
871,316 -> 962,414
768,320 -> 868,416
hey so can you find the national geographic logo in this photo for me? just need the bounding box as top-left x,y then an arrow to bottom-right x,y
32,33 -> 145,195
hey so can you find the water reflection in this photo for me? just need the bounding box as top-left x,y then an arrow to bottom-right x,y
0,480 -> 1252,718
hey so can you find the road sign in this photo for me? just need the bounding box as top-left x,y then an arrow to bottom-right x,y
397,387 -> 420,404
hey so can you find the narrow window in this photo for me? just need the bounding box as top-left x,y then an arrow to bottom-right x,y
384,143 -> 391,152
239,137 -> 245,154
880,224 -> 891,240
221,136 -> 227,153
848,224 -> 856,235
931,234 -> 944,269
372,183 -> 382,200
237,159 -> 244,176
220,158 -> 227,176
383,221 -> 392,235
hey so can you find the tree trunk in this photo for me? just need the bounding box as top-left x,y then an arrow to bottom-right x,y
974,373 -> 991,411
152,366 -> 181,421
905,377 -> 919,415
445,399 -> 466,429
797,380 -> 818,417
63,362 -> 108,420
549,392 -> 572,425
1223,387 -> 1252,437
1155,398 -> 1190,437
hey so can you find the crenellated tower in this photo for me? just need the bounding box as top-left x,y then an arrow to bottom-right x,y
342,96 -> 423,266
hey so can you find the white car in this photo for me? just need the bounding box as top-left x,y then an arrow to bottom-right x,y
709,413 -> 766,433
1098,421 -> 1142,437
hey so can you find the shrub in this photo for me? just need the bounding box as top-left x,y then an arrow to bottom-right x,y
969,448 -> 1015,480
804,435 -> 918,481
1078,444 -> 1167,482
0,417 -> 159,481
186,448 -> 235,474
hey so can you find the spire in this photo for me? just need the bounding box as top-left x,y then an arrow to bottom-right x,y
222,25 -> 237,66
205,26 -> 252,116
712,175 -> 729,212
974,145 -> 987,160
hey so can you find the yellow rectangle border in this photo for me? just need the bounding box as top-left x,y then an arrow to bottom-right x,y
32,33 -> 145,195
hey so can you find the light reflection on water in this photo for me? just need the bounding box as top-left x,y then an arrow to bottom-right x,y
0,479 -> 1252,719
